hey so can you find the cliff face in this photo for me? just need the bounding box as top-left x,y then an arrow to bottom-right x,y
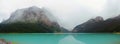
73,16 -> 120,33
3,6 -> 58,27
0,6 -> 62,33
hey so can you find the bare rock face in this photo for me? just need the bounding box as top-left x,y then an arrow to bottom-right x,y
73,15 -> 120,33
3,6 -> 58,27
87,16 -> 104,23
0,6 -> 69,33
94,16 -> 104,22
72,16 -> 104,33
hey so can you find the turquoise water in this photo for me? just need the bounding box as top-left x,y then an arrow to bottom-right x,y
0,33 -> 120,44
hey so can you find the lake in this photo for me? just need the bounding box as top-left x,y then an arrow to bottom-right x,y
0,33 -> 120,44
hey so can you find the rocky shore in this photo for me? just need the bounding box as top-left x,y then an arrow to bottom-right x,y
0,39 -> 11,44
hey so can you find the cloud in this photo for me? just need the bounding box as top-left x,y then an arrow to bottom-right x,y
1,0 -> 120,31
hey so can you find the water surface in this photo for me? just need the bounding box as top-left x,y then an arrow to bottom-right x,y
0,33 -> 120,44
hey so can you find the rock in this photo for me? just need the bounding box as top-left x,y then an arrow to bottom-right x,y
3,6 -> 58,27
73,15 -> 120,33
0,39 -> 7,44
0,6 -> 62,33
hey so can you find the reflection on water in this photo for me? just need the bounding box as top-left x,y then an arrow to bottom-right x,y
73,34 -> 120,44
0,34 -> 67,44
0,33 -> 120,44
59,35 -> 85,44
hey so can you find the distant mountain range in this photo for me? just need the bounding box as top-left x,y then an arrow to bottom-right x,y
0,6 -> 69,33
72,15 -> 120,33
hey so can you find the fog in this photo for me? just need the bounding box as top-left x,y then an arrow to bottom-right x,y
0,0 -> 120,31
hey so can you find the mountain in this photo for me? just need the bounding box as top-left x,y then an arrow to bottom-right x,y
72,16 -> 120,33
3,6 -> 57,26
60,27 -> 70,33
0,6 -> 62,33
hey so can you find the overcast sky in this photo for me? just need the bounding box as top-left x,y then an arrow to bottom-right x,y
0,0 -> 120,31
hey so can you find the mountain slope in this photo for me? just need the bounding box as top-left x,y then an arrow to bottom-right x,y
0,6 -> 62,33
72,16 -> 120,33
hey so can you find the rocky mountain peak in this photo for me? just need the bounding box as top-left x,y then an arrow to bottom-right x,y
87,16 -> 104,23
94,16 -> 104,22
2,6 -> 58,27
